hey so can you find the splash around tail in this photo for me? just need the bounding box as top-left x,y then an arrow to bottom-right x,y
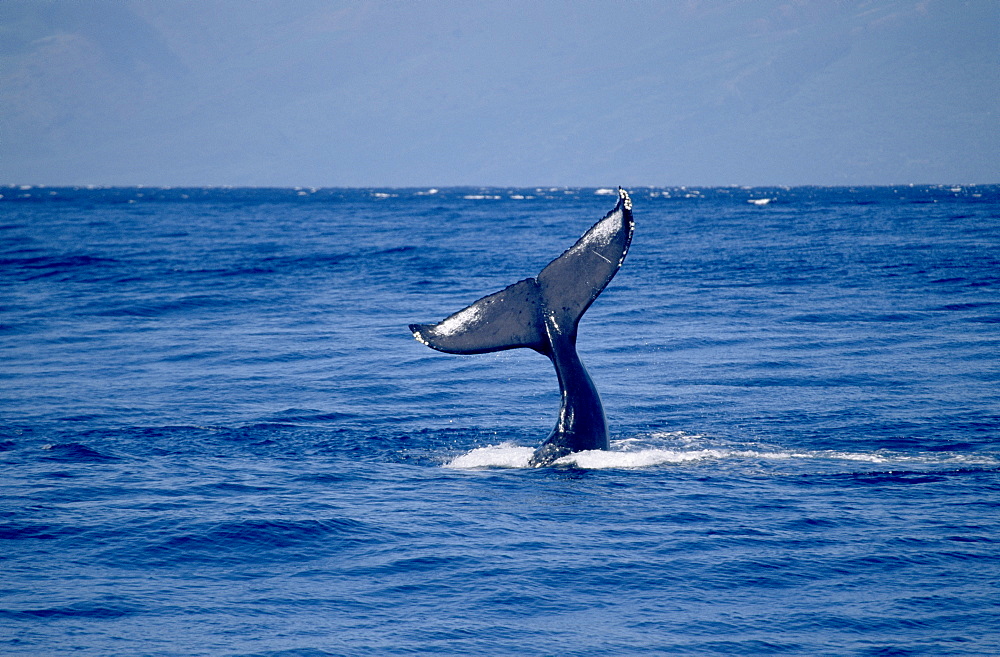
410,188 -> 634,466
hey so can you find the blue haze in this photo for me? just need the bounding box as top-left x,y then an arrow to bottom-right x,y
1,186 -> 999,655
1,1 -> 998,187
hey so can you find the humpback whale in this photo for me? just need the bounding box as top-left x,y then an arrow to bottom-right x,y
409,188 -> 634,467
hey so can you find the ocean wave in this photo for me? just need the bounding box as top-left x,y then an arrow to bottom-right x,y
40,442 -> 118,462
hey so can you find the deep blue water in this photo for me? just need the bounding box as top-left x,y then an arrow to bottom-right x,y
2,185 -> 999,656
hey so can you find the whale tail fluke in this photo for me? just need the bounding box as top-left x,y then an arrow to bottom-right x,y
536,187 -> 633,339
410,187 -> 633,466
409,188 -> 633,355
408,277 -> 547,355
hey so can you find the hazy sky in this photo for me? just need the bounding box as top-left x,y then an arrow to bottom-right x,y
1,0 -> 997,187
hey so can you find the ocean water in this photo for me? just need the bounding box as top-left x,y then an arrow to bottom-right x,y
1,185 -> 999,656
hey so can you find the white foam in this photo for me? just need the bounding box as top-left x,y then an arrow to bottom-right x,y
441,435 -> 1000,471
444,443 -> 534,468
443,437 -> 728,471
553,448 -> 725,469
594,188 -> 616,195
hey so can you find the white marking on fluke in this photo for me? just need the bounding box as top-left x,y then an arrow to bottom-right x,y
592,249 -> 613,264
619,187 -> 632,211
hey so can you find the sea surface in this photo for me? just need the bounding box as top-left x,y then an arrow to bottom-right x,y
2,185 -> 999,656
